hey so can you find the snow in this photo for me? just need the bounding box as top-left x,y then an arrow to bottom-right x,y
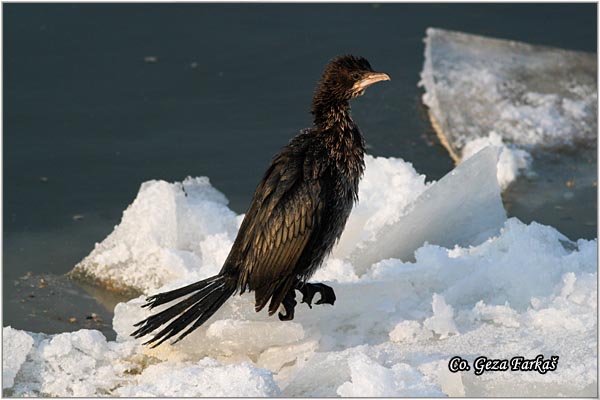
5,329 -> 278,397
4,143 -> 596,396
4,30 -> 598,396
5,330 -> 138,397
389,320 -> 433,344
331,155 -> 430,258
336,353 -> 443,397
70,176 -> 241,294
3,26 -> 596,396
419,27 -> 597,187
348,146 -> 506,269
470,301 -> 520,328
461,132 -> 532,189
2,327 -> 34,389
71,154 -> 433,294
115,358 -> 280,397
72,145 -> 507,300
423,294 -> 459,339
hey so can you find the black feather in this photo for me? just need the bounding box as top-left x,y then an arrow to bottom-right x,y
132,55 -> 389,346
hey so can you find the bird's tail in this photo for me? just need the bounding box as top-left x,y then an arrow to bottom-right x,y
131,274 -> 235,347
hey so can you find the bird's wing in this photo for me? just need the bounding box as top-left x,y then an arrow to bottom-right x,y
228,149 -> 324,312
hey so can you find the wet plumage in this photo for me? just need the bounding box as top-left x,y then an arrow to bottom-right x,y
132,55 -> 390,347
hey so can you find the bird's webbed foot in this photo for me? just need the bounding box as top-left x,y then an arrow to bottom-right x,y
296,282 -> 336,309
278,288 -> 297,321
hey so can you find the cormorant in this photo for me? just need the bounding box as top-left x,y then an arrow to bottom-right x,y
132,55 -> 390,347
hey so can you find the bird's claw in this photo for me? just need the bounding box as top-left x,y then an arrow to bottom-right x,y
278,289 -> 297,321
279,282 -> 336,321
297,282 -> 336,308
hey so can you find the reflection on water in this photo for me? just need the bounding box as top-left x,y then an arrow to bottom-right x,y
4,3 -> 597,334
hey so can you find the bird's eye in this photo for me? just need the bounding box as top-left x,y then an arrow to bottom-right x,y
352,73 -> 361,80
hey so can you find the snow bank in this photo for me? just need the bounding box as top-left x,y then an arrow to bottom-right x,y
4,329 -> 136,396
461,132 -> 532,189
114,358 -> 280,397
70,177 -> 241,294
349,146 -> 506,269
3,327 -> 34,389
70,154 -> 434,295
4,329 -> 279,397
420,27 -> 597,187
5,146 -> 596,397
336,353 -> 443,397
71,147 -> 505,297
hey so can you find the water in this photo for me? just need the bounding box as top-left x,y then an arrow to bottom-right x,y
4,3 -> 596,337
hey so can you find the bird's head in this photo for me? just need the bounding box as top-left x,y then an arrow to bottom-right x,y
313,55 -> 390,103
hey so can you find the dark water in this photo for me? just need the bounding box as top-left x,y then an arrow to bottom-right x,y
4,4 -> 597,336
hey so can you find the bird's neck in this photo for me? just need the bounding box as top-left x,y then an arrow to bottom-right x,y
311,99 -> 353,131
311,99 -> 365,179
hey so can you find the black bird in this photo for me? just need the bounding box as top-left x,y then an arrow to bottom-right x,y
132,55 -> 390,347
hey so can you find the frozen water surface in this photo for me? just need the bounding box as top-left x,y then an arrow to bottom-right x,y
420,27 -> 597,197
420,27 -> 597,160
419,27 -> 597,241
349,146 -> 506,269
69,177 -> 241,295
4,145 -> 597,397
3,327 -> 34,389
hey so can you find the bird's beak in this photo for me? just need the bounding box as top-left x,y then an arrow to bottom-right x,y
356,72 -> 391,89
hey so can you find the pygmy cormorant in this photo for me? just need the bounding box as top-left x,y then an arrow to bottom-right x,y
132,55 -> 390,347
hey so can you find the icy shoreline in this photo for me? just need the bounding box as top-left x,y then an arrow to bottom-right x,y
4,146 -> 597,397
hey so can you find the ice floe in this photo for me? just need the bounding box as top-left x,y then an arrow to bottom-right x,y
4,144 -> 596,397
2,327 -> 34,390
419,27 -> 597,188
